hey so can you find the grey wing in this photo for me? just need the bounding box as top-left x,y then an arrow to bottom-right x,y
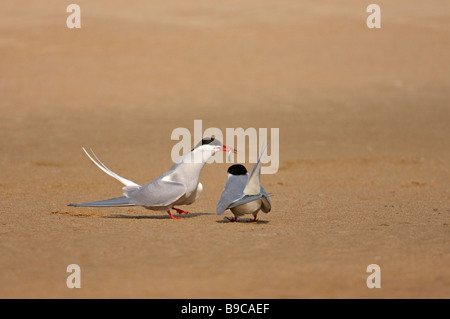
260,186 -> 271,213
228,194 -> 263,208
129,177 -> 187,207
69,196 -> 134,207
216,174 -> 248,215
228,186 -> 271,213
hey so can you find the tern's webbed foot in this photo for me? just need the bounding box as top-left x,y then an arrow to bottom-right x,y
167,210 -> 183,219
226,216 -> 238,223
247,216 -> 259,223
172,207 -> 189,215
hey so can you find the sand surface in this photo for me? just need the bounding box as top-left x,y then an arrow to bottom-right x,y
0,0 -> 449,298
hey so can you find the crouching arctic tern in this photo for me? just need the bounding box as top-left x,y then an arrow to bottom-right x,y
216,145 -> 272,222
69,137 -> 236,219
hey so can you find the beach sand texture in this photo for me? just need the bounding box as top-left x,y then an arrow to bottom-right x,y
0,0 -> 449,298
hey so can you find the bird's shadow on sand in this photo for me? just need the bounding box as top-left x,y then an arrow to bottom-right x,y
104,213 -> 269,223
104,212 -> 212,220
216,219 -> 270,224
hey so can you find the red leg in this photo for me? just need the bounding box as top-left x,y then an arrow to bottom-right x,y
172,207 -> 189,215
247,216 -> 258,223
167,210 -> 182,219
226,216 -> 238,222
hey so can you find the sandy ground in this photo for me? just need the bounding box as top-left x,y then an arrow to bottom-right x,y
0,0 -> 449,298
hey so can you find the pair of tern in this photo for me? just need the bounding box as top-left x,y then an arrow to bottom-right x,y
69,137 -> 271,221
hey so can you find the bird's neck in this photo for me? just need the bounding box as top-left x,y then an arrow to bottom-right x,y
176,148 -> 214,165
169,148 -> 215,184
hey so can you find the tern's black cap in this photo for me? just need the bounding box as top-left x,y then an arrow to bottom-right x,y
227,164 -> 248,175
191,136 -> 222,151
201,136 -> 216,145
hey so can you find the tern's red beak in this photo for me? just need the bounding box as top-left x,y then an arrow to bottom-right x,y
215,145 -> 237,153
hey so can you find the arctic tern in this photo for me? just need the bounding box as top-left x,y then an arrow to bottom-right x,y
69,137 -> 236,219
216,144 -> 271,222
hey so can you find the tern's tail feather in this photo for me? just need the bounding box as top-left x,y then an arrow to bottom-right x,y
68,196 -> 135,207
82,147 -> 140,189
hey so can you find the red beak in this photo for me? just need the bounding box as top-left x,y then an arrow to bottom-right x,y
215,145 -> 237,153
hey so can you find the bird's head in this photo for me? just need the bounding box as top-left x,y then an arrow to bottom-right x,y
191,137 -> 237,157
227,164 -> 248,176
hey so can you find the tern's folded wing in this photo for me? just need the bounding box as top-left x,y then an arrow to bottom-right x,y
228,187 -> 271,213
260,186 -> 271,213
216,174 -> 248,215
129,177 -> 187,207
228,194 -> 263,209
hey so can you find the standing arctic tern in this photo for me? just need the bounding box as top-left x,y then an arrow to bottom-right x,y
69,137 -> 236,219
216,145 -> 271,222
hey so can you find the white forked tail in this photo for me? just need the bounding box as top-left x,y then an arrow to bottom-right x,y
82,147 -> 141,195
